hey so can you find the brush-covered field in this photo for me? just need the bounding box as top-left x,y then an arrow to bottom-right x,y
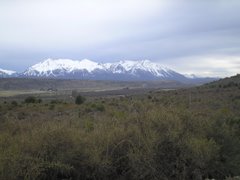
0,75 -> 240,179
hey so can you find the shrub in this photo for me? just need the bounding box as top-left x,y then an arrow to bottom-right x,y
148,95 -> 152,99
75,95 -> 86,105
11,101 -> 18,106
24,96 -> 36,103
91,103 -> 105,112
50,100 -> 63,104
37,99 -> 42,103
49,104 -> 55,110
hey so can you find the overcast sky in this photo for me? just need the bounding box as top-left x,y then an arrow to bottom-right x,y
0,0 -> 240,77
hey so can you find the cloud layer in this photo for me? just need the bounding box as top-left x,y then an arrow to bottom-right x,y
0,0 -> 240,77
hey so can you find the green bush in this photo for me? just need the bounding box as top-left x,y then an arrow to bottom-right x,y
75,95 -> 86,105
24,96 -> 37,103
11,101 -> 18,106
91,103 -> 105,112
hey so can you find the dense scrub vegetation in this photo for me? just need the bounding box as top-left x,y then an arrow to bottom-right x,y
0,76 -> 240,179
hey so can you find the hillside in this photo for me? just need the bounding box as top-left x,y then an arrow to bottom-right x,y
0,74 -> 240,179
205,74 -> 240,88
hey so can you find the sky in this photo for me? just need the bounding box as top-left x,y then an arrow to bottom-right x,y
0,0 -> 240,77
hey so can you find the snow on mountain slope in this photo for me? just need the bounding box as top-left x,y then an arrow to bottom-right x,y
23,58 -> 105,77
22,58 -> 193,82
0,59 -> 216,83
0,68 -> 16,75
107,60 -> 171,77
24,59 -> 175,76
0,68 -> 16,77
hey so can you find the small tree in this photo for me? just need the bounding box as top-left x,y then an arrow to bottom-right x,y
25,96 -> 36,103
36,98 -> 42,103
75,95 -> 86,105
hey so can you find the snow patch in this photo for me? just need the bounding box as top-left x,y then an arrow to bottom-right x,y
0,68 -> 16,75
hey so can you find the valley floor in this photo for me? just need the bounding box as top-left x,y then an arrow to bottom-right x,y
0,77 -> 240,179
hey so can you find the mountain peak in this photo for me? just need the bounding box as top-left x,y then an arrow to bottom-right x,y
25,58 -> 104,76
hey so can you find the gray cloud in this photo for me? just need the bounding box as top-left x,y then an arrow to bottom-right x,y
0,0 -> 240,77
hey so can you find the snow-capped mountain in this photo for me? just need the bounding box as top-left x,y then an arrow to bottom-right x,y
0,68 -> 17,77
22,58 -> 190,81
18,58 -> 218,83
104,60 -> 171,76
23,58 -> 105,77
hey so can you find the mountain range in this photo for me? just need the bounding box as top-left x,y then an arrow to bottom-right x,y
0,58 -> 216,84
